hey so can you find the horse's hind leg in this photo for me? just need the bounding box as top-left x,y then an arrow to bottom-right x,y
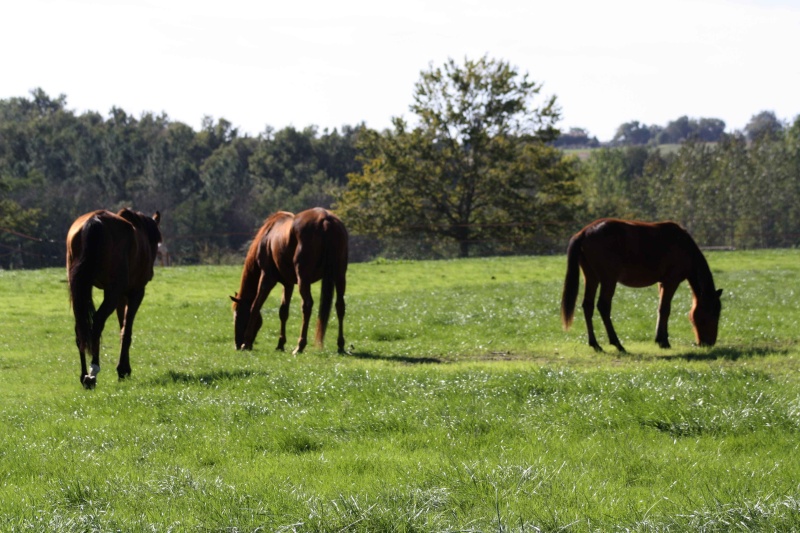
85,289 -> 119,387
581,277 -> 602,351
597,282 -> 625,352
293,278 -> 313,355
70,279 -> 95,388
117,289 -> 144,379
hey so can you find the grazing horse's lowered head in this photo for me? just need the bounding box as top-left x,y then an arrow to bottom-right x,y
231,292 -> 262,351
690,287 -> 723,347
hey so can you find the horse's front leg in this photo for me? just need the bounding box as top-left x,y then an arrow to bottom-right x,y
597,282 -> 625,352
655,282 -> 678,349
117,289 -> 144,380
276,284 -> 294,351
293,279 -> 313,355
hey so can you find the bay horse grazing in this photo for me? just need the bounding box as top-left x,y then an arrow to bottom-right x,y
231,208 -> 348,354
561,218 -> 722,352
67,209 -> 162,388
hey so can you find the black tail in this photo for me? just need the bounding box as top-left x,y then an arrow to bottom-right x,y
561,233 -> 583,330
69,217 -> 103,353
315,221 -> 340,347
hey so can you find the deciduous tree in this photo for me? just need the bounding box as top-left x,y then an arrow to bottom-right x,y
337,56 -> 578,257
744,110 -> 783,142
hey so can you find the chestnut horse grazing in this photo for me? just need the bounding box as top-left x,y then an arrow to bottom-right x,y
231,208 -> 348,354
561,218 -> 722,352
67,209 -> 162,388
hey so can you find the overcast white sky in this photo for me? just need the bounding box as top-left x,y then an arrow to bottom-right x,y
2,0 -> 798,141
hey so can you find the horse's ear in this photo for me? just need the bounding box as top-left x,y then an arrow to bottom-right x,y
153,211 -> 161,225
716,288 -> 723,298
230,295 -> 241,304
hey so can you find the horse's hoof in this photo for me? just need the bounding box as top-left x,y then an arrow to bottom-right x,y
338,344 -> 352,355
82,375 -> 97,390
292,346 -> 304,356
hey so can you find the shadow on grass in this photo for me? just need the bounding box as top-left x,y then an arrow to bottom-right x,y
660,344 -> 791,362
347,350 -> 443,365
154,369 -> 257,386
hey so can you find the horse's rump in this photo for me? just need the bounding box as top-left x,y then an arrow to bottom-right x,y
313,211 -> 348,345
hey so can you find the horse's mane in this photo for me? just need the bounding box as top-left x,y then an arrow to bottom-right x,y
677,225 -> 716,296
117,208 -> 142,227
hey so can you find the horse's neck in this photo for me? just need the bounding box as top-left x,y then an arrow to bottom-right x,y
687,248 -> 715,297
237,257 -> 261,303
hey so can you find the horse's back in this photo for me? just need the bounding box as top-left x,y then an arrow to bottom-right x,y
67,209 -> 159,290
576,219 -> 695,286
580,219 -> 688,253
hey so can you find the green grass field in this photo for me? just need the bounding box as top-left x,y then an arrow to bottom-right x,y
1,250 -> 798,531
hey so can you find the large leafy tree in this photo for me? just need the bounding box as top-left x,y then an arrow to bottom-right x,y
577,145 -> 655,221
744,110 -> 783,142
612,121 -> 652,146
337,56 -> 579,257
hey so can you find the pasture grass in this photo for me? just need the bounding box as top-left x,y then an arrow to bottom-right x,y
0,250 -> 798,531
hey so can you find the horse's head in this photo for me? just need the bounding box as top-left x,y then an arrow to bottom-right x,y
689,288 -> 722,346
146,211 -> 162,258
117,208 -> 162,267
230,294 -> 261,350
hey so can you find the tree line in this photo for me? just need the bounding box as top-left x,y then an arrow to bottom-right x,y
1,58 -> 798,269
0,89 -> 364,268
606,111 -> 787,147
554,111 -> 786,149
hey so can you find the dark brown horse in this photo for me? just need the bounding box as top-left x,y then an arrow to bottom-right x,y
231,208 -> 348,354
67,209 -> 162,388
561,218 -> 722,352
